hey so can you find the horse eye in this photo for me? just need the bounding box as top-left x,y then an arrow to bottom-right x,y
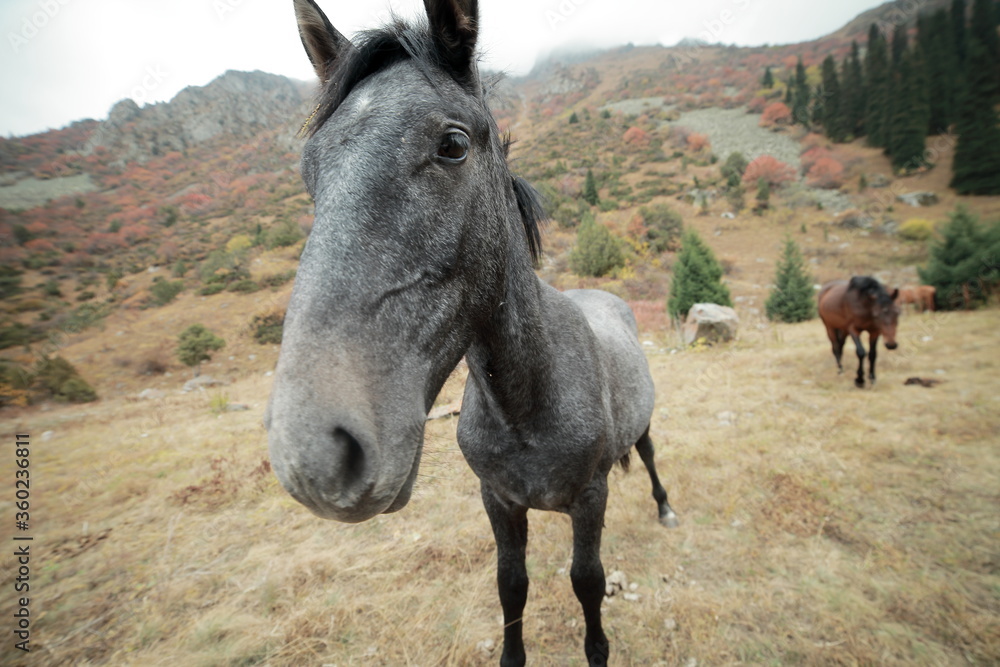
437,130 -> 469,163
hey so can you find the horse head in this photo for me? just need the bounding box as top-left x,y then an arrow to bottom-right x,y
266,0 -> 536,523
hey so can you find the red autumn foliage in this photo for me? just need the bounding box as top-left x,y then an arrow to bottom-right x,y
759,102 -> 792,127
806,157 -> 846,189
687,133 -> 711,152
742,155 -> 797,188
623,126 -> 651,147
800,146 -> 833,174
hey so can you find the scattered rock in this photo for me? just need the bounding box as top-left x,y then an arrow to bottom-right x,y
605,570 -> 628,597
182,375 -> 225,392
834,209 -> 872,230
716,411 -> 738,426
476,639 -> 495,656
867,173 -> 891,188
41,430 -> 55,442
683,303 -> 739,345
664,618 -> 678,631
896,191 -> 939,207
137,388 -> 166,400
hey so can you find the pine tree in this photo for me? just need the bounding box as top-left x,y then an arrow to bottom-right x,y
792,57 -> 811,126
761,66 -> 775,88
583,168 -> 599,206
950,38 -> 1000,193
841,41 -> 865,138
667,229 -> 732,319
952,0 -> 968,64
918,205 -> 1000,307
970,0 -> 1000,96
765,238 -> 816,322
922,8 -> 958,133
820,55 -> 846,141
889,50 -> 928,172
865,25 -> 890,148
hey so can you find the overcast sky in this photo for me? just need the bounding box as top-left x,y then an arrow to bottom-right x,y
0,0 -> 887,138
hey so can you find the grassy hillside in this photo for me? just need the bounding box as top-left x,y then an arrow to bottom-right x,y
1,307 -> 997,665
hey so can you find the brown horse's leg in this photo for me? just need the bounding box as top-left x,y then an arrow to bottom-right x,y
827,326 -> 847,373
868,332 -> 880,387
849,330 -> 866,388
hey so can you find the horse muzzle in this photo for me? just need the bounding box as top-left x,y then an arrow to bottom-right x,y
885,341 -> 898,350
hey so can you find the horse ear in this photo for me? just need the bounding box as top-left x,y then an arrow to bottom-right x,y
294,0 -> 353,82
423,0 -> 479,77
891,288 -> 900,301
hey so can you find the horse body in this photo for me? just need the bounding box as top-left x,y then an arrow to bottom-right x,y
267,2 -> 675,664
818,276 -> 900,388
896,284 -> 937,312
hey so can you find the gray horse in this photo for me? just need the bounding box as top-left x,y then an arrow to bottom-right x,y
266,1 -> 677,664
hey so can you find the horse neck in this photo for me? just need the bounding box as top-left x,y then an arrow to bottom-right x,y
465,233 -> 554,426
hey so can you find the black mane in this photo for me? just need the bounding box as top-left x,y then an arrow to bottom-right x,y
848,275 -> 893,304
305,16 -> 545,261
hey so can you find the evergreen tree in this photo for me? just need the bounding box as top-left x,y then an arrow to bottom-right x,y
970,0 -> 1000,96
820,55 -> 846,141
569,213 -> 624,277
755,177 -> 771,213
761,66 -> 775,88
841,41 -> 866,138
922,8 -> 958,133
583,168 -> 599,206
765,237 -> 816,322
950,38 -> 1000,193
889,49 -> 928,172
952,0 -> 968,64
918,205 -> 1000,307
865,25 -> 891,148
667,229 -> 732,319
792,57 -> 811,126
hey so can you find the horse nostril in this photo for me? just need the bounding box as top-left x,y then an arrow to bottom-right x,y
886,342 -> 898,350
332,427 -> 367,481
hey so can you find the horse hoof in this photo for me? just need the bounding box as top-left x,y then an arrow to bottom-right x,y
854,380 -> 865,389
659,512 -> 680,528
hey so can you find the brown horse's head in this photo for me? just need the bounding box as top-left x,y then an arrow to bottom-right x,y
874,286 -> 901,349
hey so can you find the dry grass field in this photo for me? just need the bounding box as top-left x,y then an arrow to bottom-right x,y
2,303 -> 998,666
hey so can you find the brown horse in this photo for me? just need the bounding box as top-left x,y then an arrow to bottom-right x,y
818,276 -> 900,388
896,285 -> 937,313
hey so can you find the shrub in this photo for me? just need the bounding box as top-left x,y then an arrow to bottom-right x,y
623,126 -> 651,147
177,324 -> 226,375
667,229 -> 732,319
898,218 -> 935,242
639,204 -> 684,253
765,237 -> 816,322
150,279 -> 184,306
569,215 -> 625,277
743,155 -> 796,188
0,265 -> 23,300
34,356 -> 97,403
583,169 -> 600,206
260,270 -> 297,288
267,219 -> 304,249
251,310 -> 284,345
198,284 -> 226,296
227,279 -> 260,293
759,101 -> 792,127
806,157 -> 845,189
687,133 -> 710,152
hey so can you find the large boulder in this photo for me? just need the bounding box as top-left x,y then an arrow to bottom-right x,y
683,303 -> 739,345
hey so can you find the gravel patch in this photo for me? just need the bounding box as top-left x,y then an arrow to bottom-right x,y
0,173 -> 97,210
670,107 -> 801,168
601,97 -> 673,117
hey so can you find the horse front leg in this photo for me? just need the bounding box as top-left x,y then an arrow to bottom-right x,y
635,427 -> 679,527
569,477 -> 610,666
481,484 -> 529,667
868,332 -> 879,387
850,331 -> 867,388
826,326 -> 846,373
